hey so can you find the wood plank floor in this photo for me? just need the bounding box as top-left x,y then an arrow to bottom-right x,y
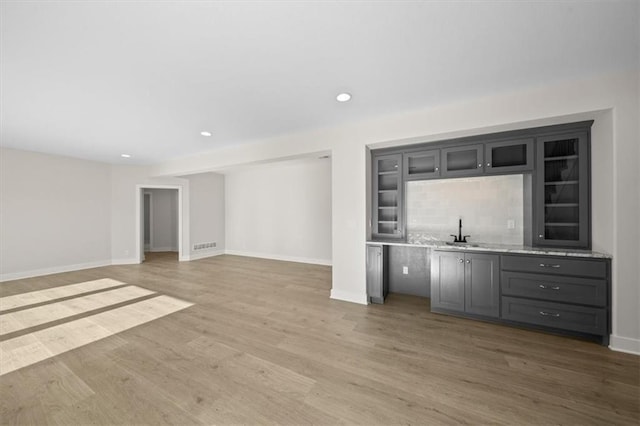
1,252 -> 638,425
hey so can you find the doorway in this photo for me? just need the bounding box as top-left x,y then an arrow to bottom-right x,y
136,185 -> 183,263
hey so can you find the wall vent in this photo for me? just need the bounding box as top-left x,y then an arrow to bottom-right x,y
193,242 -> 216,250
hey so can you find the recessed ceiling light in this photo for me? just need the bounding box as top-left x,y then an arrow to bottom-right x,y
121,154 -> 131,158
200,131 -> 212,137
336,93 -> 351,102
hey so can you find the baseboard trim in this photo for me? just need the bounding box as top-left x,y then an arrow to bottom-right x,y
187,250 -> 226,261
224,250 -> 332,266
330,288 -> 368,305
609,335 -> 640,355
0,260 -> 113,283
111,258 -> 140,265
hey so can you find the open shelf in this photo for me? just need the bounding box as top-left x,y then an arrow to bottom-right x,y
544,155 -> 578,161
545,180 -> 579,186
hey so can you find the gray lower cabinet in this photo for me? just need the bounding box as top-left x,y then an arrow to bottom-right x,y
430,251 -> 465,312
366,244 -> 388,304
500,253 -> 610,344
465,253 -> 500,317
501,297 -> 607,336
431,250 -> 499,318
429,250 -> 610,345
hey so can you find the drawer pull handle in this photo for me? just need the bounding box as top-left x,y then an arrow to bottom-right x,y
538,284 -> 561,290
539,263 -> 561,268
539,311 -> 560,317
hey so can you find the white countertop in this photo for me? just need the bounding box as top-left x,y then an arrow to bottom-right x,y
366,235 -> 612,259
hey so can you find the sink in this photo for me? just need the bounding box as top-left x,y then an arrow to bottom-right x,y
445,242 -> 479,247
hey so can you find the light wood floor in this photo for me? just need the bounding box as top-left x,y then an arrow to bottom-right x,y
1,253 -> 638,425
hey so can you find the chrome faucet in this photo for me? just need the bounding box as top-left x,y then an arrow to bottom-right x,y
450,218 -> 471,243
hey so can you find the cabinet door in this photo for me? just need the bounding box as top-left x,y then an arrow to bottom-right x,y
366,245 -> 385,304
464,253 -> 500,318
534,131 -> 589,248
441,145 -> 484,177
373,154 -> 403,239
403,150 -> 440,180
485,138 -> 534,173
430,251 -> 465,312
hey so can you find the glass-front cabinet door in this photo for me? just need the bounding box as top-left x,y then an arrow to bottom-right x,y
485,138 -> 534,173
441,144 -> 483,177
373,154 -> 403,239
403,149 -> 440,180
535,132 -> 589,248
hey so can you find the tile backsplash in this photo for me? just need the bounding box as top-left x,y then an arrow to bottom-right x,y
406,175 -> 524,245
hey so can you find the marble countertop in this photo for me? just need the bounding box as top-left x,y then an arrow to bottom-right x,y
366,235 -> 611,259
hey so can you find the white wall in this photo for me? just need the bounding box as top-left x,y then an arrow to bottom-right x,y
145,188 -> 178,252
0,148 -> 112,280
188,172 -> 225,260
224,158 -> 332,265
151,70 -> 640,353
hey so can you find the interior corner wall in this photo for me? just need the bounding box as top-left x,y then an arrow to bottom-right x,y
188,172 -> 225,259
224,158 -> 332,265
0,148 -> 112,281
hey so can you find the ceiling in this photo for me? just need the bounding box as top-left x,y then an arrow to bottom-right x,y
1,1 -> 638,165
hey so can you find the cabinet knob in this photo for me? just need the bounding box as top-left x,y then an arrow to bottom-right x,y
458,258 -> 464,263
435,167 -> 439,171
487,163 -> 491,167
478,163 -> 482,167
538,234 -> 544,238
466,259 -> 471,264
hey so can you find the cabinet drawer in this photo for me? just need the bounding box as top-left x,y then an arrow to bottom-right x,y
501,272 -> 607,306
501,297 -> 606,335
501,255 -> 606,278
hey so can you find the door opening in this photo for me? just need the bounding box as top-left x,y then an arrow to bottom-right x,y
136,185 -> 183,263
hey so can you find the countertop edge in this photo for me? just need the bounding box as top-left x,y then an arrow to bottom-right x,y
365,240 -> 612,259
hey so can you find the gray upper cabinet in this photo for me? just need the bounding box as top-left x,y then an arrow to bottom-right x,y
441,144 -> 484,177
403,150 -> 440,180
485,138 -> 534,174
372,154 -> 403,239
534,131 -> 589,248
370,121 -> 593,249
